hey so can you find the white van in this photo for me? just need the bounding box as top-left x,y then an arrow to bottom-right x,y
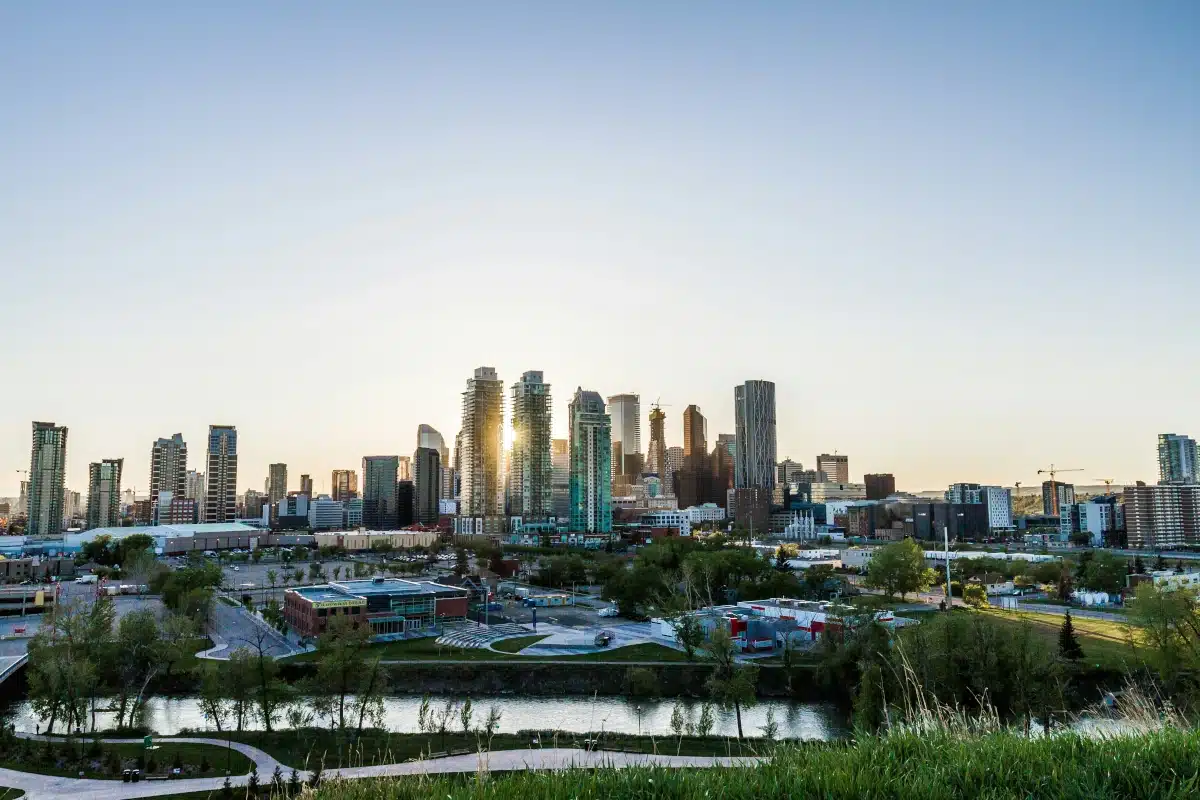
75,574 -> 98,585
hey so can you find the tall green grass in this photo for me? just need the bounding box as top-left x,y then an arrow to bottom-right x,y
313,727 -> 1200,800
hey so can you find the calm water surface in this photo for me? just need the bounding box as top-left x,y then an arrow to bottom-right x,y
8,695 -> 849,740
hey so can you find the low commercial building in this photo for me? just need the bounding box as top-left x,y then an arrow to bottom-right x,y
313,530 -> 439,552
64,522 -> 269,555
638,510 -> 691,536
284,576 -> 469,640
684,503 -> 726,524
0,556 -> 75,582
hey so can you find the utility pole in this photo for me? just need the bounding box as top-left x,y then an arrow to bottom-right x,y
943,525 -> 953,609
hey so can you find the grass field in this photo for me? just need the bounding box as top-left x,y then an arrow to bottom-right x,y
489,635 -> 547,653
0,740 -> 254,780
0,788 -> 22,800
981,607 -> 1143,669
192,729 -> 772,770
310,726 -> 1200,800
288,636 -> 691,663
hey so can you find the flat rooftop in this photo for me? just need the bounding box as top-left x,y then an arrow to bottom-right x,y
333,578 -> 462,596
292,586 -> 356,603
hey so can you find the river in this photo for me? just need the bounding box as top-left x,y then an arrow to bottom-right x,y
6,695 -> 850,740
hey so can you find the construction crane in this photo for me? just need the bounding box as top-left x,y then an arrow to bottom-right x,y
1037,464 -> 1084,515
1093,478 -> 1115,496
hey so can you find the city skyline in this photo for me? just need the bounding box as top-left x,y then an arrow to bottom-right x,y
2,3 -> 1198,496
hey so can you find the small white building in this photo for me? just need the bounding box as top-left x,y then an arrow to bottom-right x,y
308,495 -> 346,530
639,510 -> 691,536
684,503 -> 726,524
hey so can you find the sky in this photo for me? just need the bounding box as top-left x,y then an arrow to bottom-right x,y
1,1 -> 1198,498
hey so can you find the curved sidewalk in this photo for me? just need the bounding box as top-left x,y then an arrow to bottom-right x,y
3,736 -> 759,799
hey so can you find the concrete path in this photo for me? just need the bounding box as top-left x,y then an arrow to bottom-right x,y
2,736 -> 758,799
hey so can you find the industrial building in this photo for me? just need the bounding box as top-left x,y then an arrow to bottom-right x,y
283,577 -> 469,640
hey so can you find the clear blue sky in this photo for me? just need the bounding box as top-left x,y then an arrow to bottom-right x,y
2,1 -> 1198,497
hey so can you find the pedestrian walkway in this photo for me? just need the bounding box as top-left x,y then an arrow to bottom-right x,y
1,734 -> 759,799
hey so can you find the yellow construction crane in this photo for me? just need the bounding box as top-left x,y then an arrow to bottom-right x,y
1037,464 -> 1084,515
1093,478 -> 1115,495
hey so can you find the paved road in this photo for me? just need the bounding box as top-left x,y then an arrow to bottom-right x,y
209,597 -> 298,658
1,736 -> 758,799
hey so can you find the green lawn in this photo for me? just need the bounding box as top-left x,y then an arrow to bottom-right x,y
196,729 -> 770,770
0,740 -> 254,780
0,789 -> 22,800
981,608 -> 1142,670
489,635 -> 548,653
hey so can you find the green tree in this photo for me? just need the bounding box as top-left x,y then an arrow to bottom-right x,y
702,627 -> 758,739
225,649 -> 258,732
773,548 -> 790,572
454,547 -> 470,577
862,539 -> 935,600
1058,611 -> 1083,661
267,569 -> 278,591
1129,583 -> 1200,703
673,614 -> 705,661
962,584 -> 988,608
1056,566 -> 1074,601
110,609 -> 163,728
198,661 -> 231,733
1081,552 -> 1127,594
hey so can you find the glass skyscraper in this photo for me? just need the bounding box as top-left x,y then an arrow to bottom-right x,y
569,388 -> 612,533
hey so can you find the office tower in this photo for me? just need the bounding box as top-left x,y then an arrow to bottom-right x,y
185,470 -> 205,505
242,489 -> 267,519
414,447 -> 441,524
676,405 -> 712,508
981,485 -> 1014,530
18,481 -> 29,519
396,456 -> 412,482
647,406 -> 667,479
331,469 -> 358,501
27,422 -> 68,536
1125,484 -> 1200,549
149,433 -> 188,501
776,459 -> 808,487
946,483 -> 983,503
299,474 -> 313,498
510,370 -> 553,520
816,454 -> 849,484
607,394 -> 641,475
864,473 -> 896,500
203,425 -> 238,523
417,424 -> 449,464
266,463 -> 288,507
712,435 -> 735,505
395,480 -> 415,527
682,405 -> 707,460
362,456 -> 400,528
551,438 -> 570,519
733,380 -> 777,490
63,488 -> 82,522
1158,434 -> 1199,485
569,388 -> 613,533
1042,481 -> 1076,516
85,458 -> 123,529
460,366 -> 505,517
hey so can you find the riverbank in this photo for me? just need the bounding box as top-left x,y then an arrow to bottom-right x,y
311,725 -> 1200,800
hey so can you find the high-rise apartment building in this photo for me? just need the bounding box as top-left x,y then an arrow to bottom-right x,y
1042,481 -> 1076,516
665,447 -> 684,498
299,474 -> 313,498
816,454 -> 849,484
607,394 -> 641,477
28,422 -> 68,536
647,406 -> 667,480
552,438 -> 570,519
981,486 -> 1014,530
267,463 -> 288,506
185,470 -> 205,506
677,405 -> 713,508
864,473 -> 896,500
85,458 -> 123,529
1159,433 -> 1199,485
733,380 -> 777,490
1125,484 -> 1200,549
63,488 -> 82,523
712,434 -> 735,505
331,470 -> 358,501
397,456 -> 412,482
569,388 -> 612,533
203,425 -> 238,523
149,433 -> 188,502
776,459 -> 807,487
395,481 -> 414,527
242,489 -> 268,520
460,366 -> 505,517
362,456 -> 399,528
414,447 -> 441,525
510,371 -> 553,520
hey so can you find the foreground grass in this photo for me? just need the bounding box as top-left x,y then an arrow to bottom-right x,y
314,727 -> 1200,800
982,608 -> 1142,670
287,637 -> 688,663
0,740 -> 253,779
489,635 -> 547,653
0,789 -> 21,800
183,729 -> 768,770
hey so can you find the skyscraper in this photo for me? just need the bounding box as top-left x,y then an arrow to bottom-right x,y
864,473 -> 896,500
712,434 -> 735,505
417,424 -> 449,464
734,380 -> 777,490
203,425 -> 238,523
1159,434 -> 1198,485
28,422 -> 68,536
460,366 -> 505,517
362,456 -> 399,528
569,388 -> 612,533
1042,481 -> 1076,516
677,405 -> 712,508
397,456 -> 412,482
816,454 -> 849,484
299,474 -> 313,498
185,469 -> 205,505
647,406 -> 667,480
331,470 -> 358,501
665,446 -> 684,498
551,438 -> 570,519
85,458 -> 123,529
607,394 -> 641,477
510,370 -> 553,520
267,463 -> 288,506
414,447 -> 441,525
149,433 -> 188,501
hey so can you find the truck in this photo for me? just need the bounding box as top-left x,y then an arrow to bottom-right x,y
74,574 -> 98,585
